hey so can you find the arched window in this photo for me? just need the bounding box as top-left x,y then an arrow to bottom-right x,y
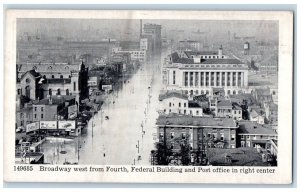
57,88 -> 61,95
49,89 -> 52,96
66,89 -> 70,95
201,90 -> 204,95
190,90 -> 193,95
195,90 -> 199,95
206,90 -> 209,95
233,90 -> 236,95
227,90 -> 231,95
25,86 -> 30,98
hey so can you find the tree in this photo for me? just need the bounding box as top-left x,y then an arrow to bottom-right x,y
153,142 -> 172,165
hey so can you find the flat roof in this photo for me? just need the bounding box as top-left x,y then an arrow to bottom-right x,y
156,114 -> 237,128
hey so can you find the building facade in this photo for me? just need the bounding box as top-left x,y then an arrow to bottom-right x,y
164,50 -> 249,96
156,114 -> 238,155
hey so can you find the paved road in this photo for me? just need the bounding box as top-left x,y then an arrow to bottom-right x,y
41,61 -> 162,165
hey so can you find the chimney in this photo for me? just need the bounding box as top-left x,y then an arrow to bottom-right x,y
218,45 -> 223,58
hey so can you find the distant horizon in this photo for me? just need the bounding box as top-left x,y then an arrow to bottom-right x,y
17,19 -> 278,43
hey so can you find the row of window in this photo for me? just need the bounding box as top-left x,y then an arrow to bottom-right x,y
164,109 -> 200,116
182,89 -> 240,96
169,102 -> 187,108
183,71 -> 243,87
183,63 -> 242,68
161,132 -> 235,141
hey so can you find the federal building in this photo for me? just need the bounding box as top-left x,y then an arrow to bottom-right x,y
164,46 -> 249,96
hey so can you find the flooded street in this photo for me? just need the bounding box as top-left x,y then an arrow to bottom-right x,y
41,61 -> 162,165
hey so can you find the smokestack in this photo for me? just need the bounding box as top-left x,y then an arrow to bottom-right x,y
140,19 -> 143,38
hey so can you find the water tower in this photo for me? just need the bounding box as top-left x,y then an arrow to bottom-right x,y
244,42 -> 250,55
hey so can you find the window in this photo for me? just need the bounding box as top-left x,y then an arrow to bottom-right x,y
184,103 -> 186,107
34,107 -> 37,112
159,133 -> 164,140
17,89 -> 21,95
241,141 -> 245,147
34,114 -> 37,118
41,114 -> 43,119
241,135 -> 244,139
73,82 -> 76,91
57,89 -> 61,95
25,78 -> 30,83
220,133 -> 224,141
207,133 -> 211,138
247,141 -> 251,147
196,110 -> 199,115
164,109 -> 166,113
60,75 -> 63,79
169,109 -> 171,113
66,89 -> 70,95
169,102 -> 172,107
170,132 -> 174,139
190,110 -> 192,115
52,75 -> 55,78
231,134 -> 235,141
182,133 -> 186,139
184,110 -> 186,114
173,71 -> 176,85
41,107 -> 44,112
179,102 -> 181,107
49,89 -> 52,96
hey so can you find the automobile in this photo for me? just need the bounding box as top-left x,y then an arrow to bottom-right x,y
16,127 -> 23,133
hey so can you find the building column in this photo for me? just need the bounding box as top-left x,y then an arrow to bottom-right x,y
230,72 -> 233,88
208,72 -> 211,87
204,72 -> 206,87
219,72 -> 222,87
187,71 -> 190,87
235,72 -> 238,87
193,72 -> 196,87
244,71 -> 248,87
182,71 -> 185,87
225,72 -> 228,87
214,72 -> 217,87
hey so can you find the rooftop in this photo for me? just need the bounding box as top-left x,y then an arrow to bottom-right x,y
184,51 -> 218,58
238,121 -> 276,135
201,59 -> 243,65
156,114 -> 237,128
159,91 -> 188,101
188,101 -> 201,108
207,147 -> 268,166
217,99 -> 232,108
46,78 -> 71,84
18,63 -> 79,74
34,95 -> 76,105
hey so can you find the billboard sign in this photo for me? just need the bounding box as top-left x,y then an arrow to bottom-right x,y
102,84 -> 113,91
58,121 -> 76,131
40,121 -> 57,130
26,122 -> 39,133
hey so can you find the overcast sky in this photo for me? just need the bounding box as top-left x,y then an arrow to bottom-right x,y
17,19 -> 278,42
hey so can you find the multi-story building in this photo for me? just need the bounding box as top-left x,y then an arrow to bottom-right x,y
164,49 -> 249,97
156,114 -> 238,155
112,47 -> 146,65
16,105 -> 33,129
237,121 -> 277,149
32,95 -> 76,122
16,61 -> 89,104
142,23 -> 161,59
178,40 -> 203,51
158,91 -> 203,116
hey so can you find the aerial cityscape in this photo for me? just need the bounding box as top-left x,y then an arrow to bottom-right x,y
15,19 -> 278,166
